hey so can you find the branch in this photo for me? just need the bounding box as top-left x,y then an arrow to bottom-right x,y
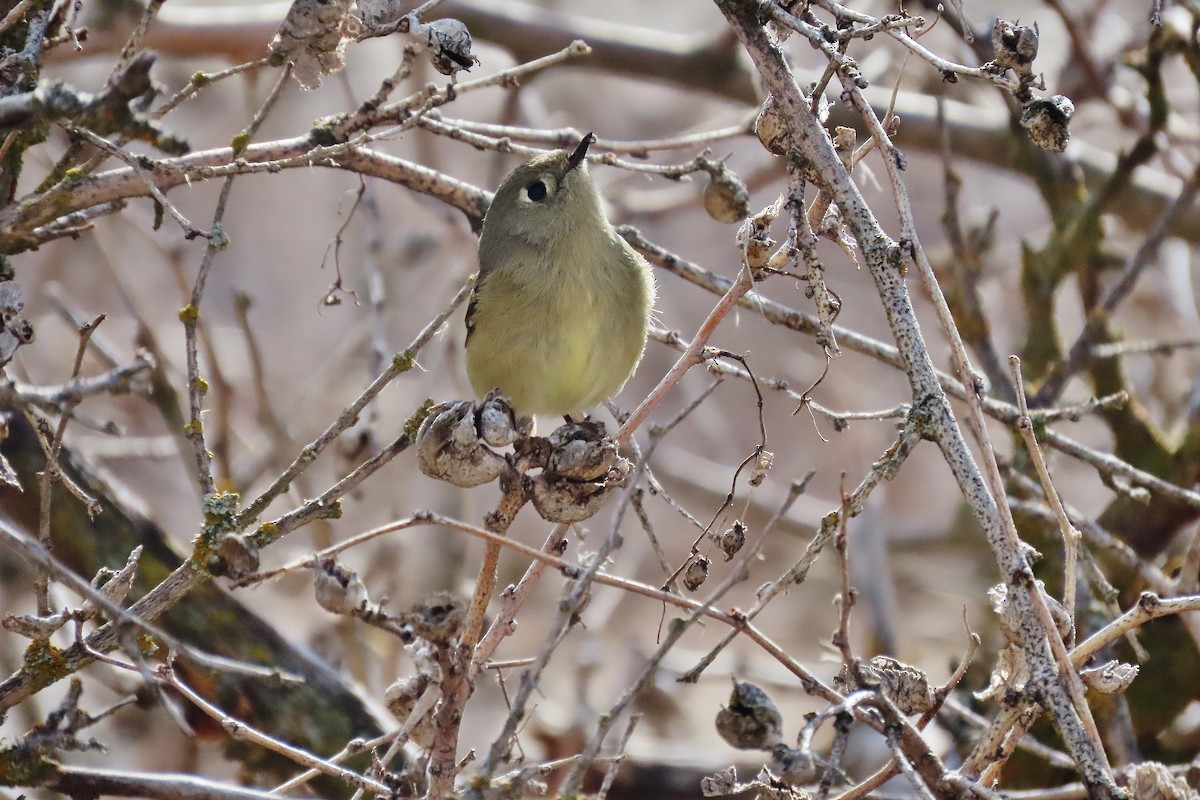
712,0 -> 1120,795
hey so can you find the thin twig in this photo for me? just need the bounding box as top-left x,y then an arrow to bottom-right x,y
162,663 -> 390,794
1010,356 -> 1081,634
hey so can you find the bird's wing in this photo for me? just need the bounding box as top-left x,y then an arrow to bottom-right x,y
464,250 -> 494,346
464,291 -> 479,345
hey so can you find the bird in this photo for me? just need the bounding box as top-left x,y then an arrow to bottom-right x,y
465,133 -> 656,419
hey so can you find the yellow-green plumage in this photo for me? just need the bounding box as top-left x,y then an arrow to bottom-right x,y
466,136 -> 656,417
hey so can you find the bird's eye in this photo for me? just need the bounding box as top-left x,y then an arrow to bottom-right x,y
526,180 -> 548,202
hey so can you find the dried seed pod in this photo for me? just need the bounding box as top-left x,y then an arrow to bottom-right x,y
268,0 -> 353,89
831,125 -> 856,168
408,590 -> 466,644
1129,761 -> 1193,800
991,18 -> 1039,75
208,533 -> 260,579
1021,94 -> 1074,153
738,229 -> 774,269
1079,660 -> 1138,695
528,421 -> 630,522
715,680 -> 783,750
845,655 -> 936,715
546,421 -> 617,481
703,165 -> 751,224
477,393 -> 521,448
422,18 -> 479,76
682,555 -> 710,591
748,450 -> 773,487
384,674 -> 435,747
417,400 -> 506,487
314,558 -> 369,615
713,520 -> 746,561
530,458 -> 630,524
754,96 -> 791,156
700,766 -> 738,796
0,281 -> 33,367
736,200 -> 781,269
356,0 -> 404,28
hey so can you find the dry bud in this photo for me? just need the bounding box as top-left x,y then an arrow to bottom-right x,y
715,680 -> 783,750
682,554 -> 710,591
703,165 -> 751,224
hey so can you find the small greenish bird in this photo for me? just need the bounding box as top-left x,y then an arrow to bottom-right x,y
466,133 -> 656,418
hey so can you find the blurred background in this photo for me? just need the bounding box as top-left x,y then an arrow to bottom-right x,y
1,0 -> 1197,796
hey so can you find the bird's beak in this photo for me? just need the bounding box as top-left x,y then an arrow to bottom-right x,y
566,132 -> 596,173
